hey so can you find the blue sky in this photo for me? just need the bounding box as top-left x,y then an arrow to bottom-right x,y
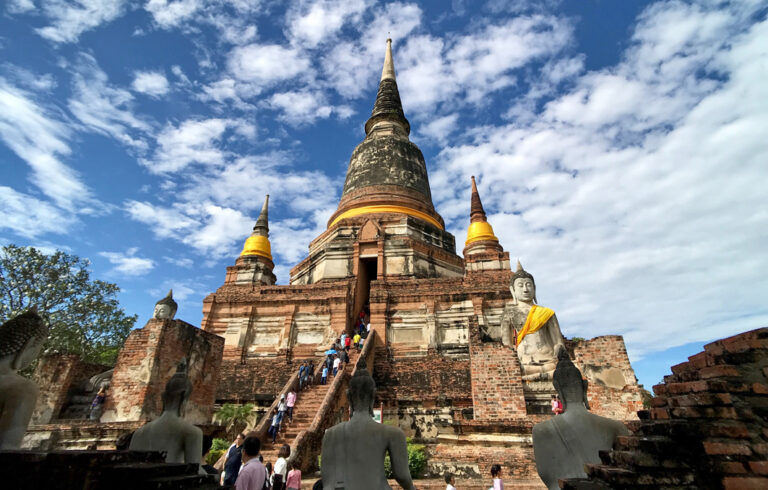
1,0 -> 767,392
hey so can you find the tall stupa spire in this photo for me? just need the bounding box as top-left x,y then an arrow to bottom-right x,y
364,38 -> 410,136
241,194 -> 272,259
381,38 -> 396,81
253,194 -> 269,236
465,176 -> 499,246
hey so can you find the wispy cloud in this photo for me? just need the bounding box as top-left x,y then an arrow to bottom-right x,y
99,247 -> 155,276
34,0 -> 127,43
0,76 -> 97,212
68,54 -> 152,150
0,186 -> 77,238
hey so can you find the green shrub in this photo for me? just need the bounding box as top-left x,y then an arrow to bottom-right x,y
383,438 -> 427,479
207,448 -> 225,466
406,440 -> 427,478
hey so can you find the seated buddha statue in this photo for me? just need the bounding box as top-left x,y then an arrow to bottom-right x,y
0,309 -> 48,449
500,261 -> 565,380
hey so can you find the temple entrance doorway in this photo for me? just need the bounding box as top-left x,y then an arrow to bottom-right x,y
352,256 -> 377,334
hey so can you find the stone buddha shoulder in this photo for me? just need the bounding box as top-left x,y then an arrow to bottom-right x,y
500,261 -> 565,380
0,309 -> 49,449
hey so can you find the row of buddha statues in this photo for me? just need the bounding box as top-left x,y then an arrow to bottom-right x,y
0,267 -> 624,489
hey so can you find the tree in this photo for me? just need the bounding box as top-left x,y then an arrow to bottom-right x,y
0,244 -> 137,366
213,403 -> 257,437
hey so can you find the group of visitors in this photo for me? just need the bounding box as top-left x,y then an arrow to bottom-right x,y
297,361 -> 315,390
221,435 -> 302,490
551,394 -> 564,415
443,464 -> 504,490
268,388 -> 297,444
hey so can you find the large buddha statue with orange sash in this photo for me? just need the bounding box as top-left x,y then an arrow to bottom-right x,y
501,261 -> 565,380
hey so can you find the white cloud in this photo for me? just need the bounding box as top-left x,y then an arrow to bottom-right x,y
139,118 -> 232,173
321,3 -> 423,99
124,200 -> 199,239
35,0 -> 127,43
145,0 -> 203,28
227,44 -> 311,85
132,71 -> 170,97
418,113 -> 458,144
286,0 -> 371,47
0,77 -> 97,212
0,187 -> 77,238
164,256 -> 194,268
99,247 -> 155,276
7,0 -> 35,14
268,90 -> 352,126
431,0 -> 768,359
396,15 -> 573,113
68,54 -> 152,150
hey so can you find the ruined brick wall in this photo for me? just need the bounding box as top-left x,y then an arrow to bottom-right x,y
469,320 -> 527,421
215,357 -> 310,403
561,327 -> 768,490
30,354 -> 109,424
372,347 -> 472,403
101,319 -> 223,424
570,335 -> 644,420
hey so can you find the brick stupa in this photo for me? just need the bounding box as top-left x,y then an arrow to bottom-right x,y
200,39 -> 644,479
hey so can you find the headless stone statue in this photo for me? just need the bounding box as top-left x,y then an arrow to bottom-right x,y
532,346 -> 630,489
0,309 -> 48,449
321,366 -> 414,490
152,289 -> 177,320
500,261 -> 566,380
129,360 -> 202,464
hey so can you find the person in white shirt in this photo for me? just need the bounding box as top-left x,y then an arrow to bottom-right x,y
332,355 -> 341,376
272,444 -> 290,490
445,473 -> 456,490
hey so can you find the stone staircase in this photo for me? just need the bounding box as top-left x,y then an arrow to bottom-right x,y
259,349 -> 361,466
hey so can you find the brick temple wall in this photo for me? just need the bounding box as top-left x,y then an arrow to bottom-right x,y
30,354 -> 110,424
373,347 -> 472,403
561,327 -> 768,489
101,319 -> 223,424
571,336 -> 644,420
469,326 -> 527,421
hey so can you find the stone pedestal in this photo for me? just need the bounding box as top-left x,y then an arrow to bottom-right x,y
100,319 -> 224,424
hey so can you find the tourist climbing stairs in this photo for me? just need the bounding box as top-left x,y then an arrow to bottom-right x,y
258,348 -> 363,466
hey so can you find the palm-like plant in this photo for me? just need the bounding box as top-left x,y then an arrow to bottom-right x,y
213,403 -> 257,435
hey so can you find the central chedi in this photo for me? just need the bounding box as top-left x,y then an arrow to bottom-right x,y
290,38 -> 462,288
201,40 -> 643,481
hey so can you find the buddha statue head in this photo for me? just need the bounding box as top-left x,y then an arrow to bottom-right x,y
0,308 -> 49,371
347,363 -> 376,417
162,360 -> 192,416
153,289 -> 178,320
552,345 -> 589,412
510,260 -> 537,304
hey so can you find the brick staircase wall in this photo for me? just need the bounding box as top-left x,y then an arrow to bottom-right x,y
561,327 -> 768,489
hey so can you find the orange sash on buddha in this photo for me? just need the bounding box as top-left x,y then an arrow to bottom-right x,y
516,305 -> 555,346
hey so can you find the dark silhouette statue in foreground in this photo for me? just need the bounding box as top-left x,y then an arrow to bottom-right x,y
533,346 -> 630,489
321,365 -> 414,490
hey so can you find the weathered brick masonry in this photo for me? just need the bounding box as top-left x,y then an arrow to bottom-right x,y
101,318 -> 223,425
562,327 -> 768,489
30,354 -> 110,424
